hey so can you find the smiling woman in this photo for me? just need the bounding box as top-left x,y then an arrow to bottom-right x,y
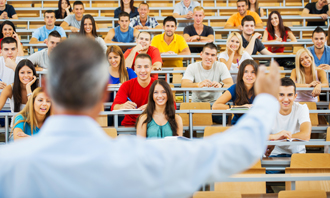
12,87 -> 52,141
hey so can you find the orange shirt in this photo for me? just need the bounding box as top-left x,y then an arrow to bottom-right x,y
226,10 -> 262,27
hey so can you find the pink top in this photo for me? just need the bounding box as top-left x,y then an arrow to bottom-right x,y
295,71 -> 319,102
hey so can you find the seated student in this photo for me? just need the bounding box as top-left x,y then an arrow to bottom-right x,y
301,0 -> 330,26
266,77 -> 311,158
107,45 -> 137,85
104,12 -> 139,43
241,15 -> 273,55
130,3 -> 160,29
0,37 -> 23,91
219,32 -> 252,82
111,54 -> 156,126
0,21 -> 24,56
290,48 -> 329,102
182,43 -> 233,103
136,80 -> 183,138
124,32 -> 162,78
29,10 -> 66,52
183,6 -> 214,53
224,0 -> 263,30
55,0 -> 72,19
173,0 -> 200,27
212,59 -> 258,125
151,16 -> 191,67
0,0 -> 18,19
114,0 -> 138,19
0,59 -> 38,116
247,0 -> 264,17
262,11 -> 297,53
308,27 -> 330,70
79,14 -> 106,53
13,87 -> 51,141
28,30 -> 62,70
60,1 -> 84,32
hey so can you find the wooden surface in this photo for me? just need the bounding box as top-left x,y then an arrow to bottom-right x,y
193,191 -> 241,198
279,190 -> 327,198
179,102 -> 213,126
203,126 -> 231,137
102,128 -> 117,138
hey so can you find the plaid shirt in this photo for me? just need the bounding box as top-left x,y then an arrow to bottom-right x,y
130,16 -> 159,28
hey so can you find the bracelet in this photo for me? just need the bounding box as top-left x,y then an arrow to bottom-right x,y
27,93 -> 32,97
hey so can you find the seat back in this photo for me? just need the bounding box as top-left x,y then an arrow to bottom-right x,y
299,102 -> 318,126
172,67 -> 186,84
204,126 -> 231,137
96,104 -> 107,127
102,128 -> 117,138
279,190 -> 327,198
179,102 -> 212,126
193,191 -> 241,198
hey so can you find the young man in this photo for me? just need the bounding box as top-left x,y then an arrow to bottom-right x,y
124,32 -> 162,78
104,12 -> 139,43
173,0 -> 200,27
267,77 -> 311,157
28,31 -> 62,71
0,37 -> 22,90
183,6 -> 214,53
30,10 -> 66,51
241,15 -> 273,55
0,0 -> 18,19
111,54 -> 156,126
130,3 -> 160,29
182,43 -> 233,102
301,0 -> 330,26
225,0 -> 263,30
151,16 -> 191,67
60,1 -> 85,32
307,27 -> 330,69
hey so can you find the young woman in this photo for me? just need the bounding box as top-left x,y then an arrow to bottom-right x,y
219,32 -> 252,82
0,59 -> 38,113
0,21 -> 24,56
13,87 -> 52,141
262,11 -> 297,53
136,80 -> 183,138
212,59 -> 258,125
290,48 -> 329,102
114,0 -> 139,19
55,0 -> 72,19
247,0 -> 264,17
79,14 -> 107,53
107,45 -> 137,85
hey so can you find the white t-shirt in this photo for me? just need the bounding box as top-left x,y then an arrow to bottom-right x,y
95,37 -> 107,54
182,61 -> 232,102
218,51 -> 252,83
270,102 -> 311,155
0,56 -> 23,91
28,48 -> 49,68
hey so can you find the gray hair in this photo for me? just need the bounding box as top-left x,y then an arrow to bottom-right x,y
47,37 -> 109,111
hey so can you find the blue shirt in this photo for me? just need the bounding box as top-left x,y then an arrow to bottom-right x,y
109,67 -> 137,84
307,45 -> 330,66
13,114 -> 40,136
113,26 -> 135,43
227,84 -> 254,125
32,25 -> 66,51
0,94 -> 278,197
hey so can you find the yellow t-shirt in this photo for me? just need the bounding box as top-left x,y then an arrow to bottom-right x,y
226,10 -> 262,27
151,33 -> 188,67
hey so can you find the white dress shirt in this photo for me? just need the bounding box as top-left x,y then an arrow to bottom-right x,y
0,94 -> 279,198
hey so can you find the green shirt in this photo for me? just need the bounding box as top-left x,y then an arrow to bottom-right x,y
147,119 -> 173,138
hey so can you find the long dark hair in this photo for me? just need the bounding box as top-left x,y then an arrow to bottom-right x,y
56,0 -> 72,19
266,11 -> 291,40
234,59 -> 258,105
137,80 -> 178,136
0,21 -> 16,39
79,14 -> 98,37
120,0 -> 134,12
13,59 -> 38,112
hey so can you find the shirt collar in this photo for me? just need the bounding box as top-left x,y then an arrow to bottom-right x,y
161,33 -> 177,43
137,15 -> 150,25
181,0 -> 193,9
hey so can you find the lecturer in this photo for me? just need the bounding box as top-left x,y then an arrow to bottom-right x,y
0,37 -> 280,198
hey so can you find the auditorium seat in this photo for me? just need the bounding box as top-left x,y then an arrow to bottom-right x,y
204,126 -> 231,137
278,190 -> 327,198
193,191 -> 241,198
285,153 -> 330,192
179,102 -> 213,126
298,102 -> 318,126
102,128 -> 117,138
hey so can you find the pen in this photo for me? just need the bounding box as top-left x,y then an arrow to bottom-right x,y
127,97 -> 137,109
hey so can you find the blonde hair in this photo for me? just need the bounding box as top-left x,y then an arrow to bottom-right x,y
12,87 -> 52,135
193,6 -> 204,13
295,48 -> 317,84
225,32 -> 244,55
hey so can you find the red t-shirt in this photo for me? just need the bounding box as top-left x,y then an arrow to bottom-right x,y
265,27 -> 288,53
111,78 -> 157,126
124,46 -> 162,79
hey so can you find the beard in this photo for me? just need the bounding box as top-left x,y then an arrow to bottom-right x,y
165,31 -> 173,37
